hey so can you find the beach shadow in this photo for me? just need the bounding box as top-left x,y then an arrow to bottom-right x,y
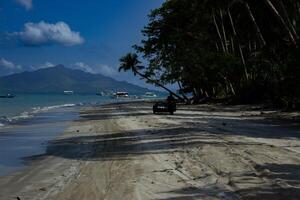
38,101 -> 300,161
24,103 -> 300,199
43,124 -> 287,162
236,163 -> 300,200
158,163 -> 300,200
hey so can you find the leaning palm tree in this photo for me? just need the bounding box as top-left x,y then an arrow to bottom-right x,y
119,53 -> 184,101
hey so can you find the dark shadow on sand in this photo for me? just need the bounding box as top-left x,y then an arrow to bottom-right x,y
157,163 -> 300,200
27,103 -> 300,200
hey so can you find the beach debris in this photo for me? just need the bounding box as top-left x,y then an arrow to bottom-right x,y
16,197 -> 21,200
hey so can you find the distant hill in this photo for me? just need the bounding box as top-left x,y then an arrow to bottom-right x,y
0,65 -> 154,94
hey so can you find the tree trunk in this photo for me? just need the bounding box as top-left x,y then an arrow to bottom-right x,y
229,81 -> 236,96
220,9 -> 229,53
215,42 -> 220,51
248,41 -> 252,52
212,10 -> 226,52
136,71 -> 184,101
177,81 -> 189,102
228,10 -> 249,80
222,74 -> 236,96
276,0 -> 299,39
244,2 -> 267,46
231,37 -> 235,53
263,0 -> 297,45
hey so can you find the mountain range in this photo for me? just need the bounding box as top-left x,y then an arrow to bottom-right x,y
0,65 -> 154,94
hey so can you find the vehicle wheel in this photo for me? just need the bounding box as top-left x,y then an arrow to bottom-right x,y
170,111 -> 174,115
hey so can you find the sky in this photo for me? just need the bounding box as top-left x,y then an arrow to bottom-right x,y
0,0 -> 165,90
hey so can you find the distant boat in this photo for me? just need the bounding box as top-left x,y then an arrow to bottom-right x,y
96,90 -> 114,96
114,92 -> 129,98
0,94 -> 15,98
143,92 -> 157,98
63,91 -> 74,95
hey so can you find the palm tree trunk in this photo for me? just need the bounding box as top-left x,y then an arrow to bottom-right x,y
212,10 -> 226,52
228,10 -> 249,80
244,2 -> 267,46
231,37 -> 235,53
136,71 -> 184,101
177,81 -> 189,101
276,0 -> 299,39
263,0 -> 297,45
221,74 -> 236,96
215,42 -> 220,51
220,9 -> 229,53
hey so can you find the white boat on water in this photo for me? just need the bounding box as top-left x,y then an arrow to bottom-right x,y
143,92 -> 157,98
114,92 -> 129,99
64,91 -> 74,95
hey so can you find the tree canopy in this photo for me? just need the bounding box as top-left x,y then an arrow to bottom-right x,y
120,0 -> 300,109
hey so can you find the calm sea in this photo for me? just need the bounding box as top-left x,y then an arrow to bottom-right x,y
0,94 -> 116,126
0,93 -> 124,176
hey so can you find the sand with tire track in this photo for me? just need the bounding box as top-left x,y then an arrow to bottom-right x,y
1,102 -> 300,200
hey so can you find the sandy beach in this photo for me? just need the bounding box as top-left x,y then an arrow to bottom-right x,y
1,101 -> 300,200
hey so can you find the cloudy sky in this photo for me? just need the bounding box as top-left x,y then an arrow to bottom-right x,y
0,0 -> 164,89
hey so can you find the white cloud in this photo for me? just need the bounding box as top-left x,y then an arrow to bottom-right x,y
97,64 -> 117,76
72,62 -> 117,76
73,62 -> 95,74
15,0 -> 33,10
0,58 -> 23,75
14,21 -> 85,46
0,58 -> 15,69
0,58 -> 22,69
39,62 -> 55,69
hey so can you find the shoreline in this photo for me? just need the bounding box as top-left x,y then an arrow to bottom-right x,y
0,101 -> 300,200
0,106 -> 80,177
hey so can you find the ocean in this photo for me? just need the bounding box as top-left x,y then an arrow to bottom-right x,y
0,94 -> 115,126
0,93 -> 125,176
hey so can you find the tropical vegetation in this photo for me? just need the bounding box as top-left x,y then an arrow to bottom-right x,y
120,0 -> 300,109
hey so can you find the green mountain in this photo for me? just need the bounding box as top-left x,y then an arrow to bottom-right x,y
0,65 -> 152,94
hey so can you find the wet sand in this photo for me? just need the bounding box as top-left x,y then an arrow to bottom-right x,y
1,102 -> 300,200
0,107 -> 78,176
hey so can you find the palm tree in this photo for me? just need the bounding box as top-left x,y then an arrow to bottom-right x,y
119,53 -> 184,101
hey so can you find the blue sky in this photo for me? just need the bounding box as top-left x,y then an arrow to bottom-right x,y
0,0 -> 165,90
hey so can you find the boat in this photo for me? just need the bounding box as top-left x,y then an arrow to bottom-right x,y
63,91 -> 74,95
0,94 -> 15,98
143,92 -> 157,98
114,92 -> 129,98
96,90 -> 114,96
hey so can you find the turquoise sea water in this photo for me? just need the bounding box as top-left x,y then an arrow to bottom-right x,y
0,93 -> 121,176
0,94 -> 115,126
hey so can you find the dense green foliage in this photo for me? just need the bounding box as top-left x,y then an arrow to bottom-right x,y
120,0 -> 300,109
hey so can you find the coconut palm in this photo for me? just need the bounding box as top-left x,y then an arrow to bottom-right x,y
119,53 -> 184,101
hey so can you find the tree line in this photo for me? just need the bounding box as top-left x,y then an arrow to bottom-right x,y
119,0 -> 300,109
